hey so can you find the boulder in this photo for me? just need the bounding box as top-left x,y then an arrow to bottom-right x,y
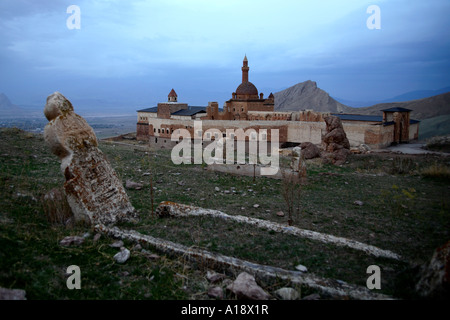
300,142 -> 321,159
226,272 -> 270,300
43,92 -> 136,226
207,286 -> 224,299
415,240 -> 450,299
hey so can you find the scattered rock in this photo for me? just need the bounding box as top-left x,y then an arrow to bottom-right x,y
276,211 -> 285,217
15,192 -> 37,202
295,264 -> 308,273
206,270 -> 226,284
114,247 -> 131,264
207,286 -> 224,300
43,92 -> 136,225
226,272 -> 271,300
215,187 -> 220,192
359,144 -> 371,154
274,287 -> 300,300
253,204 -> 260,208
302,293 -> 321,300
0,287 -> 26,300
126,180 -> 144,190
416,240 -> 450,299
132,244 -> 142,251
146,253 -> 160,260
60,236 -> 84,247
93,233 -> 101,243
141,249 -> 160,260
110,240 -> 124,248
354,200 -> 364,206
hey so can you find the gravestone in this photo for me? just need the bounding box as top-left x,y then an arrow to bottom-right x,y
43,92 -> 136,225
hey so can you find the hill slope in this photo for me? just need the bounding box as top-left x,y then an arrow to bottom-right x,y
352,92 -> 450,120
415,114 -> 450,140
334,86 -> 450,107
0,93 -> 26,118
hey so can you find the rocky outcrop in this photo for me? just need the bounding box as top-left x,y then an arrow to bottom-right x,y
43,92 -> 136,225
416,240 -> 450,299
321,115 -> 351,165
274,81 -> 352,113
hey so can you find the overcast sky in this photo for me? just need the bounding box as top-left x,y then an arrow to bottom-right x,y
0,0 -> 449,113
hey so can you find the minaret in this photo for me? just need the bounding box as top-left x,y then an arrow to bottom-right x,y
242,55 -> 249,83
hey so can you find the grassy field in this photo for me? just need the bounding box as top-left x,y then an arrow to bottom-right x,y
0,127 -> 449,300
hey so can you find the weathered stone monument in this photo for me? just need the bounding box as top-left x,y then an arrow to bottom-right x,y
321,115 -> 351,165
43,92 -> 136,225
290,146 -> 307,178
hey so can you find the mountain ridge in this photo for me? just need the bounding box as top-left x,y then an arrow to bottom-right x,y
274,81 -> 450,120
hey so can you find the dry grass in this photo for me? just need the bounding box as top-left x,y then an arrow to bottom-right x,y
41,188 -> 74,227
421,163 -> 450,180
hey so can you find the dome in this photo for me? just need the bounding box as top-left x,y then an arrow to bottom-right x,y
236,82 -> 258,96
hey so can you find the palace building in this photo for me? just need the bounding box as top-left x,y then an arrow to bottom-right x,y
136,56 -> 420,149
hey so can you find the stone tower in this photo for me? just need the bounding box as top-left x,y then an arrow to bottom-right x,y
168,88 -> 178,102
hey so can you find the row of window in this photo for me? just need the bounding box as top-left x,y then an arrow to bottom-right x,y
154,128 -> 174,134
